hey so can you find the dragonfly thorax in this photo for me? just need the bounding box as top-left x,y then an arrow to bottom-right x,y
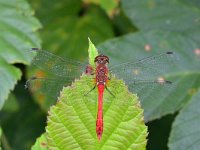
95,54 -> 109,85
96,65 -> 108,85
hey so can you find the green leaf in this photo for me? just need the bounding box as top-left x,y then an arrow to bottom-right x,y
0,59 -> 21,109
111,10 -> 137,35
31,0 -> 82,24
88,38 -> 98,67
46,75 -> 147,149
0,0 -> 41,64
0,0 -> 41,109
83,0 -> 119,16
31,133 -> 47,150
98,30 -> 200,121
121,0 -> 200,42
168,91 -> 200,150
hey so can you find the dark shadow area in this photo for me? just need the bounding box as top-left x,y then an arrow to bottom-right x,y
0,73 -> 46,150
147,113 -> 177,150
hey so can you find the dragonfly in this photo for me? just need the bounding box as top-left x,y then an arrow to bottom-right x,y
26,48 -> 176,141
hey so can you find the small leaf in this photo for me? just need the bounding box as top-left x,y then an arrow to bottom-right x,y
46,75 -> 147,149
31,133 -> 48,150
0,0 -> 41,109
168,91 -> 200,150
88,38 -> 98,67
0,0 -> 41,64
0,59 -> 21,109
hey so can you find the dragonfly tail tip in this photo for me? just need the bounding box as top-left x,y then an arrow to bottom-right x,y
97,134 -> 102,142
166,80 -> 173,84
166,51 -> 174,55
31,48 -> 40,51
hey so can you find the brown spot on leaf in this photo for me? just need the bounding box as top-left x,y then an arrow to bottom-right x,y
144,44 -> 151,51
157,76 -> 165,84
188,88 -> 197,95
194,48 -> 200,55
41,142 -> 47,147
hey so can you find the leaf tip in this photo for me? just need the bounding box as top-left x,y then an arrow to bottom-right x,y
88,38 -> 98,67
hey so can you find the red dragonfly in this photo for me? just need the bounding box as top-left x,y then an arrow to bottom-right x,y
26,48 -> 176,141
90,54 -> 110,141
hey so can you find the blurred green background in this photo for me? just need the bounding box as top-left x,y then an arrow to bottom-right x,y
0,0 -> 200,149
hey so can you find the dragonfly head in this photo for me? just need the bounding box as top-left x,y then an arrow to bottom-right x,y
95,54 -> 109,65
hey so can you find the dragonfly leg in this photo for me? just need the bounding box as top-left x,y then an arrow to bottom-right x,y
105,85 -> 115,97
84,85 -> 96,96
108,76 -> 111,80
108,71 -> 112,80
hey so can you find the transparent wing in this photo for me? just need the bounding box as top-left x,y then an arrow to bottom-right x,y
29,48 -> 86,78
25,75 -> 97,112
110,52 -> 177,83
109,52 -> 178,117
127,79 -> 173,100
126,77 -> 183,121
25,76 -> 75,100
26,48 -> 91,103
108,78 -> 173,104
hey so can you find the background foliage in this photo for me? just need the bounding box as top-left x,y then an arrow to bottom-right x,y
0,0 -> 200,149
